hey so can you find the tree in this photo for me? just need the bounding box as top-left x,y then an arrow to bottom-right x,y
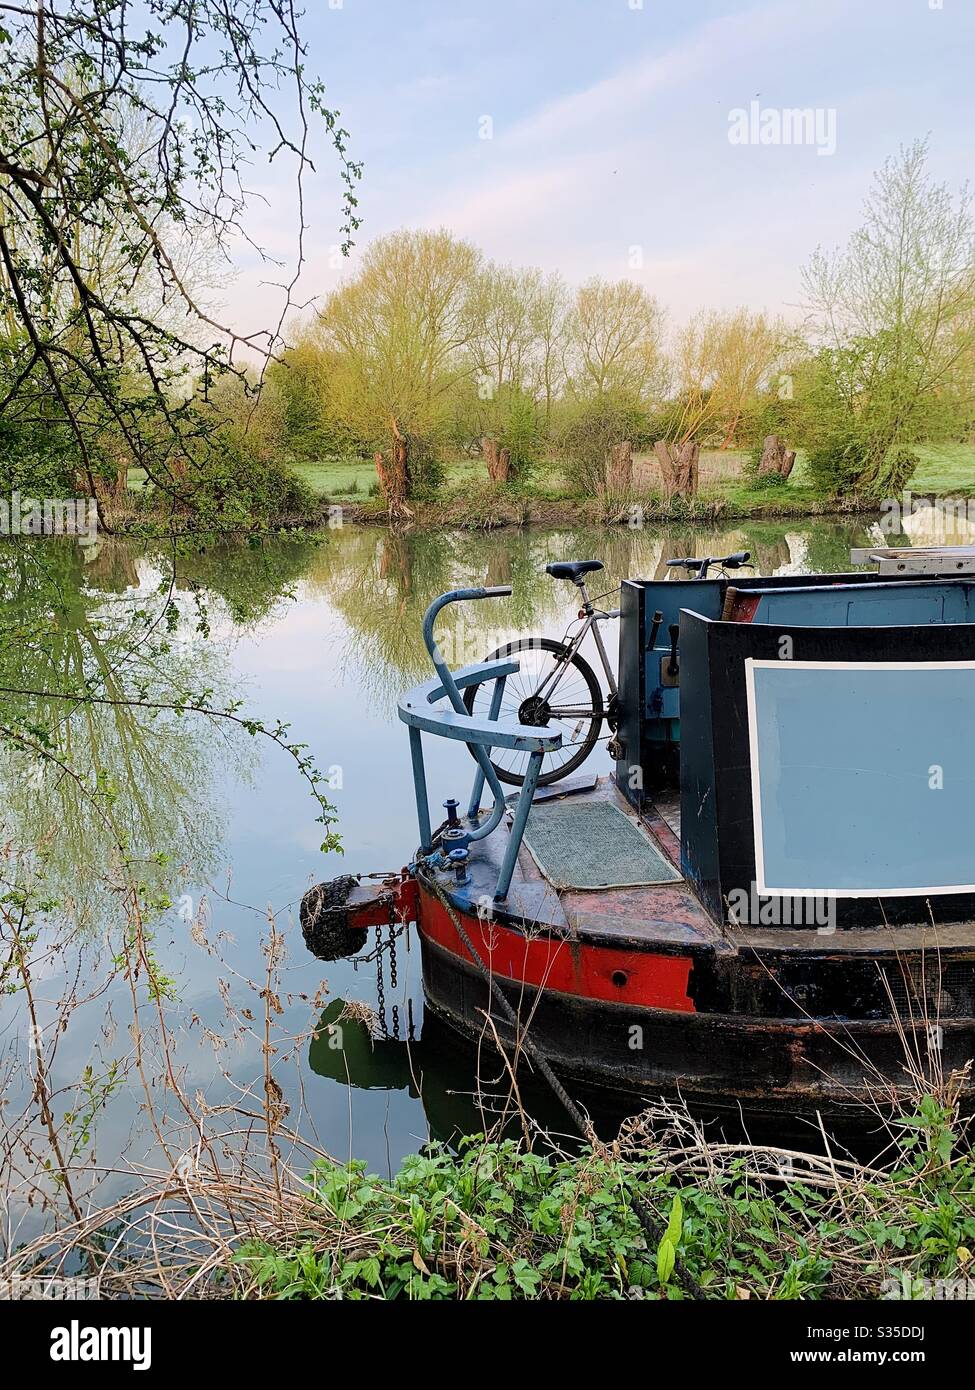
266,335 -> 352,461
706,309 -> 791,447
0,1 -> 360,524
650,316 -> 720,498
802,140 -> 975,497
528,273 -> 571,428
466,264 -> 538,400
651,310 -> 791,496
464,263 -> 549,485
558,279 -> 664,495
555,391 -> 646,497
318,230 -> 481,501
567,278 -> 665,399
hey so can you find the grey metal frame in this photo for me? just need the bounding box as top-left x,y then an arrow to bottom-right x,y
527,574 -> 619,719
397,586 -> 563,901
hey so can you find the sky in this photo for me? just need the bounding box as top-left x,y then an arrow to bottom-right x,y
225,0 -> 975,342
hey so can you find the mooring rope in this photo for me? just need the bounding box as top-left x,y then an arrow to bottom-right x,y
416,863 -> 705,1300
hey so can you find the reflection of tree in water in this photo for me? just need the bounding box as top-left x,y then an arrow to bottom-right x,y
799,519 -> 881,576
164,533 -> 318,625
302,519 -> 879,712
0,540 -> 265,928
639,520 -> 884,580
727,523 -> 794,575
305,529 -> 571,711
80,540 -> 141,593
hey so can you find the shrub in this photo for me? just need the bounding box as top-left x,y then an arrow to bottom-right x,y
555,393 -> 647,495
139,443 -> 316,525
805,434 -> 869,496
497,390 -> 542,487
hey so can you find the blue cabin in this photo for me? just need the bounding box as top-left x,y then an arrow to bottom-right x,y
615,566 -> 975,928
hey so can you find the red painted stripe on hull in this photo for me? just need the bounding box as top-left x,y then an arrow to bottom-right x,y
418,884 -> 695,1013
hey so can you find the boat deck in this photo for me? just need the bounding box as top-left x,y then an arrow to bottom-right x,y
459,774 -> 730,955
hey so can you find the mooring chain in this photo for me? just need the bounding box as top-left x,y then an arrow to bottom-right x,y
388,923 -> 399,991
348,902 -> 408,968
375,927 -> 387,1037
416,864 -> 704,1301
387,914 -> 401,1039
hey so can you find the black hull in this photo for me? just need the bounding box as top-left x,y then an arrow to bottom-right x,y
420,935 -> 975,1119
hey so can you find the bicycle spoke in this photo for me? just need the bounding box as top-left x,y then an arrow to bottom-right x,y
464,636 -> 603,787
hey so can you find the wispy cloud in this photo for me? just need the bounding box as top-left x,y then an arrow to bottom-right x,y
222,0 -> 975,334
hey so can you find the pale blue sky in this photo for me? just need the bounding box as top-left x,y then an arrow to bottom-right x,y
227,0 -> 975,339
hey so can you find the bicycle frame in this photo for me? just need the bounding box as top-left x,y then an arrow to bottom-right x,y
531,576 -> 618,717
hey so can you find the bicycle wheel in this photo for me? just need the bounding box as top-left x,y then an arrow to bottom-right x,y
462,637 -> 604,787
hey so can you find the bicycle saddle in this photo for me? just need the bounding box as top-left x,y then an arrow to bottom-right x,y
545,560 -> 604,581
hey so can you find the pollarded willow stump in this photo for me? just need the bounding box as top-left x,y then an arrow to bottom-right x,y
483,438 -> 512,484
757,434 -> 796,480
653,439 -> 700,498
604,440 -> 633,495
374,419 -> 413,520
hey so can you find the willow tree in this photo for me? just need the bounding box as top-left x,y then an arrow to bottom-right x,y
558,279 -> 665,496
318,230 -> 481,510
462,263 -> 554,485
706,309 -> 791,448
802,140 -> 975,498
653,309 -> 791,496
0,0 -> 360,524
568,278 -> 666,399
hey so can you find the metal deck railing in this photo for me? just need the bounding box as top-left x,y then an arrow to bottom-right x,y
396,586 -> 562,901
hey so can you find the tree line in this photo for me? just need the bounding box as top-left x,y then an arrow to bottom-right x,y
244,139 -> 975,512
0,0 -> 971,531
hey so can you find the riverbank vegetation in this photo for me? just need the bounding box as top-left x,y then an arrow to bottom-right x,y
232,1091 -> 975,1302
5,1079 -> 973,1301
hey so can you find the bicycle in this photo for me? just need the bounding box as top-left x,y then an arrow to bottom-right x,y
462,552 -> 751,787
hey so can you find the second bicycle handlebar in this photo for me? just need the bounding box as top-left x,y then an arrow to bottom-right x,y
666,551 -> 751,578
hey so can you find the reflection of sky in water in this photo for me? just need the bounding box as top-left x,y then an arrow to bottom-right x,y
0,517 -> 907,1238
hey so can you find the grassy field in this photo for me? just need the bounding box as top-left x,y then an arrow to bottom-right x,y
292,444 -> 975,503
290,455 -> 572,499
124,444 -> 975,524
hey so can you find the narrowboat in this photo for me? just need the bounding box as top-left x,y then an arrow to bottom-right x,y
302,546 -> 975,1116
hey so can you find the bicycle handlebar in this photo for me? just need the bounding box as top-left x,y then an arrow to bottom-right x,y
665,551 -> 751,576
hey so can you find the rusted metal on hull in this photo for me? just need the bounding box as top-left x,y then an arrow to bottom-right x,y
332,872 -> 418,928
419,934 -> 975,1115
414,878 -> 975,1113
